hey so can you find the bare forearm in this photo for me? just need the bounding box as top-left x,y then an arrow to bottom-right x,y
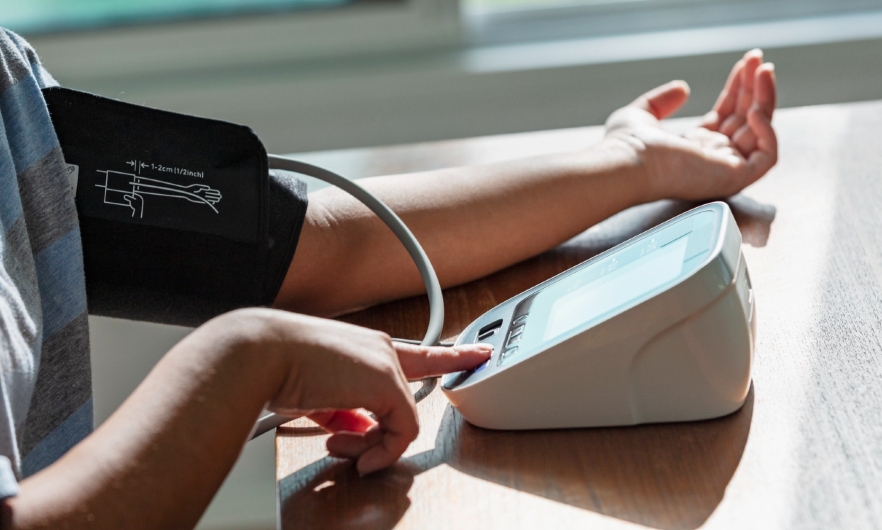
275,139 -> 649,316
6,311 -> 288,530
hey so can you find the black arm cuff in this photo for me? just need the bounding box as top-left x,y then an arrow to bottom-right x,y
83,169 -> 308,327
42,86 -> 309,327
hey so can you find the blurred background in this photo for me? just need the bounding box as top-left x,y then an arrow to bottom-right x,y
9,0 -> 882,152
4,0 -> 882,528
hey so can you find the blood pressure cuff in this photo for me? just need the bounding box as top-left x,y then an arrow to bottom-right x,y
43,87 -> 308,327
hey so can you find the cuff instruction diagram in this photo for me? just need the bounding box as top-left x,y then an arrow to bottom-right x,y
96,170 -> 222,218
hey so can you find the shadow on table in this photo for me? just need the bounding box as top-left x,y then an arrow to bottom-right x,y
443,387 -> 755,530
278,388 -> 754,530
278,456 -> 415,530
726,194 -> 776,247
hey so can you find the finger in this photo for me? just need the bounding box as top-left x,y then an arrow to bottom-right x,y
699,109 -> 723,131
732,123 -> 757,156
745,106 -> 778,180
754,62 -> 776,118
630,80 -> 690,120
720,50 -> 763,136
394,342 -> 493,380
735,50 -> 763,116
732,63 -> 776,157
605,106 -> 657,132
308,409 -> 377,433
704,58 -> 745,130
719,112 -> 746,138
356,393 -> 419,476
327,426 -> 384,459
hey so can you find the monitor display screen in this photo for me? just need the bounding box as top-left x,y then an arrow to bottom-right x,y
542,235 -> 689,341
510,210 -> 717,361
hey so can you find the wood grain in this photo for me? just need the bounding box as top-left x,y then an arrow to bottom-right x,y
278,101 -> 882,529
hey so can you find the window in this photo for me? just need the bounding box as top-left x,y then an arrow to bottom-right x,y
465,0 -> 882,46
5,0 -> 356,34
13,0 -> 459,84
11,0 -> 882,85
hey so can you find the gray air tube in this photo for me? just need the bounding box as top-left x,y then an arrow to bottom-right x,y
251,155 -> 445,438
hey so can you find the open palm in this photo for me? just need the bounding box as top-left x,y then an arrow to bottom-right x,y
605,49 -> 777,201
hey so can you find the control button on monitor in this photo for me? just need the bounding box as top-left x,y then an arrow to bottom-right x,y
510,324 -> 525,336
507,333 -> 523,346
498,346 -> 518,365
512,314 -> 528,326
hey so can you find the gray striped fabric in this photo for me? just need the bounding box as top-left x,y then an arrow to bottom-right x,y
0,28 -> 92,494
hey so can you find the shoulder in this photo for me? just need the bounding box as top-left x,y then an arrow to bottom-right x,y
0,27 -> 58,90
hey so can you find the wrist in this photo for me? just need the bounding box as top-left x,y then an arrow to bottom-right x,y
588,137 -> 657,206
197,309 -> 299,407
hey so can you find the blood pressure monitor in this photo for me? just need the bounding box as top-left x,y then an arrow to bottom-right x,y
442,202 -> 755,430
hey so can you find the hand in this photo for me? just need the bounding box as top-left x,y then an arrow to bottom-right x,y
187,183 -> 222,204
604,49 -> 777,202
123,192 -> 144,217
252,311 -> 491,475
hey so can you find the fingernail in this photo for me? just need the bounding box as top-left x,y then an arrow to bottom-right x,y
766,62 -> 775,72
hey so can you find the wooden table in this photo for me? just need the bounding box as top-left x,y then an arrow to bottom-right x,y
277,101 -> 882,529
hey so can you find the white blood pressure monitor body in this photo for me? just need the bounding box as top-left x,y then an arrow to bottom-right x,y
442,202 -> 755,430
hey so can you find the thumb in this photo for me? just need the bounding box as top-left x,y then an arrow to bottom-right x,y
631,80 -> 690,119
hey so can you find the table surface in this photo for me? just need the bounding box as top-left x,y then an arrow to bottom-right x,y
276,101 -> 882,530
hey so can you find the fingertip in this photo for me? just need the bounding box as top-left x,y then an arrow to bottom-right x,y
759,63 -> 777,88
639,80 -> 690,118
670,79 -> 690,95
700,110 -> 721,131
448,344 -> 492,372
757,62 -> 776,79
741,52 -> 763,92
